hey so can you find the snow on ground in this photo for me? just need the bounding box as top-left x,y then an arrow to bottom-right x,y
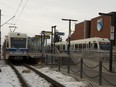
0,60 -> 21,87
0,60 -> 89,87
34,67 -> 90,87
15,66 -> 51,87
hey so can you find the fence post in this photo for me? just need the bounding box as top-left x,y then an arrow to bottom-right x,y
99,61 -> 102,85
58,57 -> 61,71
67,56 -> 70,73
46,55 -> 48,65
80,58 -> 83,78
51,55 -> 53,68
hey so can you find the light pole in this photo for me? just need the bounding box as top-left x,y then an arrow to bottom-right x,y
0,9 -> 1,59
99,12 -> 116,72
51,26 -> 56,67
62,18 -> 77,73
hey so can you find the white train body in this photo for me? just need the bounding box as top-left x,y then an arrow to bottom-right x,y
55,37 -> 110,52
3,32 -> 28,59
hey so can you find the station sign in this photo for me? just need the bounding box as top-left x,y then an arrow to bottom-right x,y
34,35 -> 50,39
35,35 -> 41,38
45,35 -> 50,39
56,32 -> 65,36
42,31 -> 52,35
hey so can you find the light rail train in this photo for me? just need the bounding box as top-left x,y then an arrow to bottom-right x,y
55,37 -> 110,52
3,32 -> 28,59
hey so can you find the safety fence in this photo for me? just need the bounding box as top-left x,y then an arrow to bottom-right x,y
45,55 -> 116,87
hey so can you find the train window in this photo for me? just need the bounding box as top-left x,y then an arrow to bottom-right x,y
89,42 -> 91,48
63,45 -> 65,50
75,44 -> 78,50
79,44 -> 82,49
94,43 -> 98,49
11,38 -> 26,48
99,42 -> 110,50
83,44 -> 86,49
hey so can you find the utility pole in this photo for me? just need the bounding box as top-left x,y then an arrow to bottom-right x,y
53,26 -> 56,54
0,9 -> 1,59
62,18 -> 77,73
99,12 -> 116,72
51,25 -> 56,68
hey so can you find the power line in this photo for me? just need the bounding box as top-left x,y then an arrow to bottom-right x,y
10,0 -> 23,25
0,16 -> 15,27
13,0 -> 23,16
15,0 -> 29,24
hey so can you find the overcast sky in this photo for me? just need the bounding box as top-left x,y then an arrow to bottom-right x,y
0,0 -> 116,43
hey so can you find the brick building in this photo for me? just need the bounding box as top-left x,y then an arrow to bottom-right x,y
70,20 -> 90,40
70,13 -> 116,46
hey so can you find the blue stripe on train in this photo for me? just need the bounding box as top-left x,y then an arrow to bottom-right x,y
6,48 -> 28,52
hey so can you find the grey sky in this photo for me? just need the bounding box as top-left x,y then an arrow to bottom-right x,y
0,0 -> 116,43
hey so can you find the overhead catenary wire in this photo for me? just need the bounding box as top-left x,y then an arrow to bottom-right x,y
15,0 -> 29,24
11,0 -> 23,24
13,0 -> 23,17
1,0 -> 23,28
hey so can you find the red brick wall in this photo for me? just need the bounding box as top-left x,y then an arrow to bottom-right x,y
71,22 -> 84,40
90,16 -> 110,38
70,21 -> 90,40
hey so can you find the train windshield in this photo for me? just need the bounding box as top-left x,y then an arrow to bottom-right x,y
99,42 -> 110,50
11,38 -> 26,48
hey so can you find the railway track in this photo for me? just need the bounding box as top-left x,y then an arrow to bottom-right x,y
7,61 -> 65,87
7,61 -> 29,87
24,64 -> 65,87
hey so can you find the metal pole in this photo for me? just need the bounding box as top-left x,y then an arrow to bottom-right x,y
58,57 -> 61,71
109,16 -> 114,72
62,18 -> 77,73
67,20 -> 71,73
53,26 -> 56,54
43,32 -> 45,63
51,26 -> 53,68
0,9 -> 1,59
80,58 -> 83,78
99,61 -> 102,85
41,33 -> 43,53
99,12 -> 116,72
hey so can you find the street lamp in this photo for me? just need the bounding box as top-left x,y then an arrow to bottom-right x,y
62,18 -> 77,73
99,12 -> 116,72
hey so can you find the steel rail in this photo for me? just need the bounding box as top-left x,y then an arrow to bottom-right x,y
7,61 -> 30,87
24,64 -> 65,87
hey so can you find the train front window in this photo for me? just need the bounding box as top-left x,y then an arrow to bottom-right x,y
11,38 -> 26,48
99,42 -> 110,50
